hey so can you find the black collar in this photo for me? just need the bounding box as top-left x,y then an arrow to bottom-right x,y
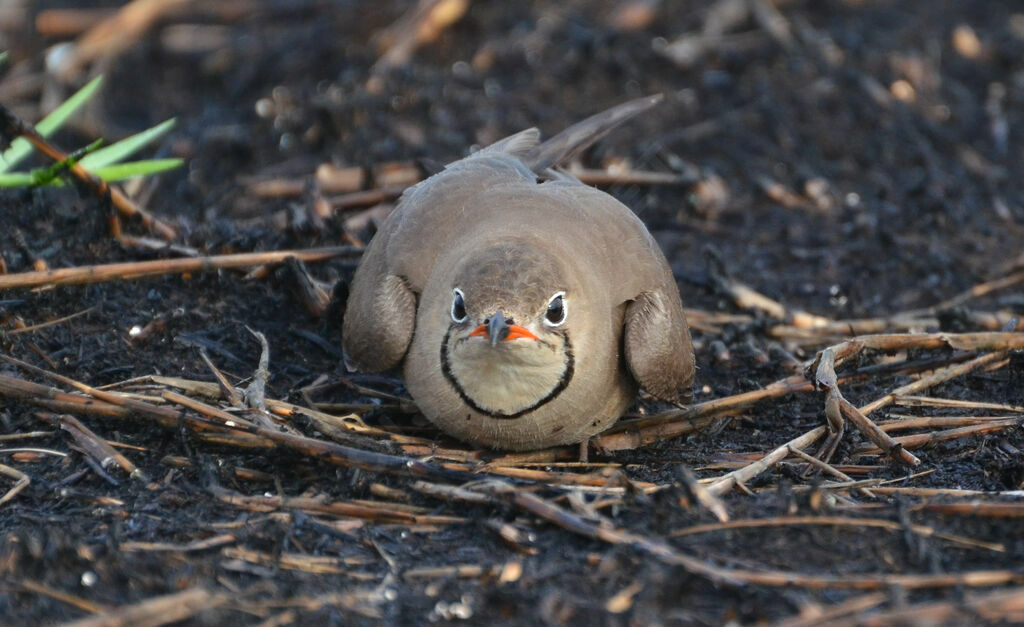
439,326 -> 574,420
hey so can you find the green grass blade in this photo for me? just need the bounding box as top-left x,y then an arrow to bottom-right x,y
0,172 -> 36,187
80,118 -> 177,170
0,158 -> 181,188
28,138 -> 101,185
0,52 -> 8,65
94,158 -> 184,182
0,75 -> 104,173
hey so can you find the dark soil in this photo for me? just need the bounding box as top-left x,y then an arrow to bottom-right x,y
2,1 -> 1023,624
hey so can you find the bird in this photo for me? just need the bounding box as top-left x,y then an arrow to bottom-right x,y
342,95 -> 695,451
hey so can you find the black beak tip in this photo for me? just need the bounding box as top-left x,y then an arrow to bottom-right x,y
488,309 -> 510,347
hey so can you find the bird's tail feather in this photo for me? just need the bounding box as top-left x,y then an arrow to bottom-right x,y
472,127 -> 541,159
524,94 -> 663,173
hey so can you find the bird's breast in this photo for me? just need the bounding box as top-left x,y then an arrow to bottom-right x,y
441,332 -> 573,419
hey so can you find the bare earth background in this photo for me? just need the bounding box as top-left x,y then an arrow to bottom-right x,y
1,0 -> 1023,624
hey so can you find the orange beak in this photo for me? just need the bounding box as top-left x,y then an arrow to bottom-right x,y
468,309 -> 539,346
468,324 -> 539,342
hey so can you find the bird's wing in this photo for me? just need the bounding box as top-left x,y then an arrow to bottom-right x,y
523,180 -> 694,401
623,289 -> 696,403
342,224 -> 417,372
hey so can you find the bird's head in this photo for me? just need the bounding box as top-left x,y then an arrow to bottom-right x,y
439,241 -> 577,419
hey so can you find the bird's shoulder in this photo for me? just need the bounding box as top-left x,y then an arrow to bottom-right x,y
534,181 -> 675,292
375,149 -> 670,300
375,153 -> 536,289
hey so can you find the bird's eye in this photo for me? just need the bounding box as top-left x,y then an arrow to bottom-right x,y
544,292 -> 567,327
451,288 -> 467,323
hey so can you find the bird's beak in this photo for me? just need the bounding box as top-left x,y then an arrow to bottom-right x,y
469,309 -> 539,346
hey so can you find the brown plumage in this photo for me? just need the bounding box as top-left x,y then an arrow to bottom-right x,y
342,96 -> 695,450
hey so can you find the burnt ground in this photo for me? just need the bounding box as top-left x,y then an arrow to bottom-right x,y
1,0 -> 1024,624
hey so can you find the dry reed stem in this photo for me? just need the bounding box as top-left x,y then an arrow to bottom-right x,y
814,347 -> 921,466
369,0 -> 469,81
120,534 -> 237,552
679,466 -> 730,522
878,415 -> 1023,431
767,314 -> 938,340
62,586 -> 226,627
715,276 -> 829,327
724,268 -> 1022,343
403,564 -> 506,580
811,332 -> 1023,371
856,420 -> 1021,455
160,390 -> 258,428
213,490 -> 465,525
0,431 -> 53,442
786,444 -> 875,498
197,349 -> 243,406
51,0 -> 194,81
600,332 -> 1004,453
0,462 -> 30,506
0,362 -> 476,482
826,584 -> 1024,626
0,246 -> 359,290
668,515 -> 1003,552
705,426 -> 828,496
776,468 -> 938,494
774,591 -> 889,627
858,350 -> 1011,415
567,165 -> 692,186
463,481 -> 1023,589
240,591 -> 383,618
6,306 -> 96,335
596,373 -> 811,451
892,395 -> 1024,412
924,269 -> 1024,313
327,185 -> 407,211
476,465 -> 660,490
35,8 -> 118,38
41,413 -> 149,482
17,580 -> 109,615
249,163 -> 687,202
913,502 -> 1024,517
221,547 -> 377,579
865,487 -> 1012,497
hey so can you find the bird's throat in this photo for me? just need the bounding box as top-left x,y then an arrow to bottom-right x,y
440,328 -> 574,419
